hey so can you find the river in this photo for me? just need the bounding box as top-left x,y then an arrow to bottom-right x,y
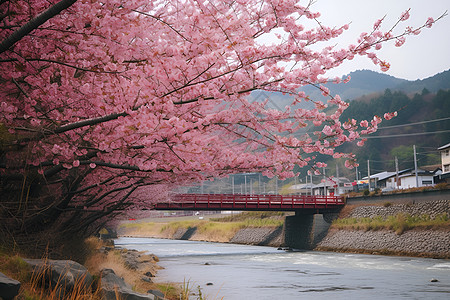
115,237 -> 450,299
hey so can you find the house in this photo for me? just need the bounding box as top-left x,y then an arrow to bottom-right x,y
438,142 -> 450,174
361,169 -> 411,191
288,183 -> 314,195
436,142 -> 450,183
288,177 -> 352,195
396,168 -> 441,189
362,168 -> 441,191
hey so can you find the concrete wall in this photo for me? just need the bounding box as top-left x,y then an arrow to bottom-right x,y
284,213 -> 335,250
347,188 -> 450,205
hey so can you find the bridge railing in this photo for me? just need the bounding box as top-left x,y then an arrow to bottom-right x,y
155,193 -> 345,210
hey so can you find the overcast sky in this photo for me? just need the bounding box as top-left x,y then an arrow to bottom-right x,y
310,0 -> 450,80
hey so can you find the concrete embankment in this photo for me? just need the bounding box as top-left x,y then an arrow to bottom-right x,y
316,228 -> 450,258
316,199 -> 450,258
126,199 -> 450,258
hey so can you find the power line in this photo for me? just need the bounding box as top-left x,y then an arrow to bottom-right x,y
417,150 -> 440,154
378,116 -> 450,130
362,129 -> 450,139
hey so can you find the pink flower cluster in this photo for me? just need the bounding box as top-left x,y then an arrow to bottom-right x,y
0,0 -> 440,211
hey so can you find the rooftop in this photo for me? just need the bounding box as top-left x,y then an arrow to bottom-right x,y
438,142 -> 450,150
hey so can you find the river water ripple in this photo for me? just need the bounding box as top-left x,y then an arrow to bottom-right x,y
115,237 -> 450,299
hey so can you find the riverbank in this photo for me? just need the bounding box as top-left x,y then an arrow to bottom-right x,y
0,238 -> 180,299
316,199 -> 450,258
316,228 -> 450,258
118,200 -> 450,259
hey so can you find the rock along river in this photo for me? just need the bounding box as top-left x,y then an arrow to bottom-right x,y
115,237 -> 450,300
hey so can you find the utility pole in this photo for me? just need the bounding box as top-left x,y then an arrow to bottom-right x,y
258,173 -> 261,194
232,175 -> 235,194
323,167 -> 327,195
414,145 -> 419,188
395,156 -> 399,189
244,175 -> 247,194
305,175 -> 308,195
275,176 -> 278,194
310,171 -> 313,196
336,163 -> 340,195
367,160 -> 371,191
355,165 -> 358,181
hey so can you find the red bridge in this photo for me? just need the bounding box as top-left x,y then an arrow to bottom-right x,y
153,194 -> 345,214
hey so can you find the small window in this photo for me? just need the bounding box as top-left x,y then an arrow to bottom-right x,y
422,180 -> 432,185
444,164 -> 450,173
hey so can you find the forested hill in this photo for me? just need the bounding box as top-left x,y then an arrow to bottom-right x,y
300,70 -> 408,102
250,69 -> 450,178
300,69 -> 450,102
395,69 -> 450,94
249,69 -> 450,110
337,88 -> 450,176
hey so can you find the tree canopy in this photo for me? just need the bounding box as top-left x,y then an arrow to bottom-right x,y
0,0 -> 442,247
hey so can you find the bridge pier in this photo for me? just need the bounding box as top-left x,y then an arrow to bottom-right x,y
284,212 -> 337,250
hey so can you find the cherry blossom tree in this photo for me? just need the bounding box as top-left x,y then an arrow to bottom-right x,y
0,0 -> 443,245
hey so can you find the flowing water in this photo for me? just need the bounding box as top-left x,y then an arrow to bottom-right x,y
115,237 -> 450,299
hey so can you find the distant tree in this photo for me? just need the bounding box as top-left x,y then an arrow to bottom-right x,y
421,88 -> 431,95
390,145 -> 414,168
0,0 -> 443,248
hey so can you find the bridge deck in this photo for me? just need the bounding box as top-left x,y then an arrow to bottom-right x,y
153,194 -> 345,213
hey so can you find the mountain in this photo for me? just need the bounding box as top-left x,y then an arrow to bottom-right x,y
247,69 -> 450,181
395,69 -> 450,94
248,69 -> 450,108
300,69 -> 409,102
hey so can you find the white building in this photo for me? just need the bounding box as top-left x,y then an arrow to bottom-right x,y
438,142 -> 450,174
397,169 -> 440,189
288,177 -> 352,195
362,168 -> 442,191
436,142 -> 450,184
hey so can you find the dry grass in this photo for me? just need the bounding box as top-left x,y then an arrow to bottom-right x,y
83,238 -> 186,300
0,254 -> 101,300
332,213 -> 450,234
1,237 -> 177,300
193,222 -> 244,242
119,222 -> 162,237
119,212 -> 286,243
83,238 -> 162,295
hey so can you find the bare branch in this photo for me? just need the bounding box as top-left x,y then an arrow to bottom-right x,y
0,0 -> 78,54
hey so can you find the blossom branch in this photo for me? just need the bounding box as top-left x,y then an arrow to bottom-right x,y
0,0 -> 78,54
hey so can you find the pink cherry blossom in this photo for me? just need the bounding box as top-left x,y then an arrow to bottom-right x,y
357,139 -> 367,147
360,120 -> 369,127
0,0 -> 441,237
400,10 -> 410,21
395,37 -> 406,47
384,111 -> 398,120
380,61 -> 391,72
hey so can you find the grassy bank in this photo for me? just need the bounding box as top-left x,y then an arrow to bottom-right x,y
331,212 -> 449,234
0,238 -> 186,300
119,212 -> 287,242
